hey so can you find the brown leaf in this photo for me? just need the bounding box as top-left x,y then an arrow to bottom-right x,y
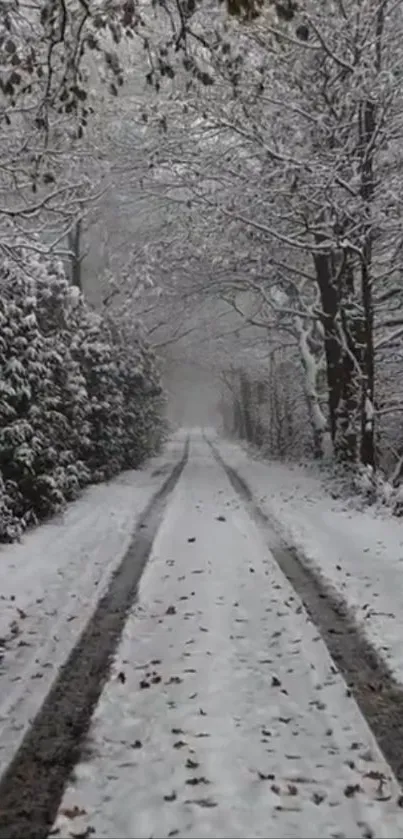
344,784 -> 362,798
186,798 -> 217,808
186,758 -> 200,769
312,792 -> 325,805
186,777 -> 210,785
60,806 -> 87,819
364,770 -> 385,780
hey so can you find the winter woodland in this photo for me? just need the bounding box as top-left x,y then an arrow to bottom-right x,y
1,0 -> 403,539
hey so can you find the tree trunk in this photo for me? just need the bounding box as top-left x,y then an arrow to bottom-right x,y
313,248 -> 344,451
253,380 -> 265,448
68,220 -> 82,291
295,315 -> 329,459
357,94 -> 377,468
239,371 -> 254,443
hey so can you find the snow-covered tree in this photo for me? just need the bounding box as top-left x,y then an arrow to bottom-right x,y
0,245 -> 165,541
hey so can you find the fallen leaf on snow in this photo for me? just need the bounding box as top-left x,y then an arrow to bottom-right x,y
60,806 -> 87,820
186,798 -> 217,808
344,784 -> 362,798
186,758 -> 200,769
186,777 -> 210,786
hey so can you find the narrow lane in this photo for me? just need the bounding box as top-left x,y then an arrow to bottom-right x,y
0,441 -> 189,839
53,436 -> 403,839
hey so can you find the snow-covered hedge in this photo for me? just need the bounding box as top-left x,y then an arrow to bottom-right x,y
0,250 -> 166,542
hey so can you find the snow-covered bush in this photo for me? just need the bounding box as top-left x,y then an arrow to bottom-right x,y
0,249 -> 165,542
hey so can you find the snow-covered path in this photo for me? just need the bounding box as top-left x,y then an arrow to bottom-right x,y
53,436 -> 403,839
0,438 -> 184,776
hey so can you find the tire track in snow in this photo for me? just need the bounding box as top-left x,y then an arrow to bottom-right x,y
208,437 -> 403,788
0,440 -> 189,839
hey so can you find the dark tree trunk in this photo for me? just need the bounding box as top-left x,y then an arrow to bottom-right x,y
313,248 -> 342,448
68,220 -> 82,291
357,95 -> 377,468
239,372 -> 254,443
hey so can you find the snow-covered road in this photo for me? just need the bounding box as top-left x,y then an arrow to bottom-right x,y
0,439 -> 185,777
53,435 -> 403,839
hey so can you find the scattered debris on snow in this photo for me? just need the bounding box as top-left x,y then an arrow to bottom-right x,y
52,438 -> 403,839
216,438 -> 403,685
0,439 -> 184,775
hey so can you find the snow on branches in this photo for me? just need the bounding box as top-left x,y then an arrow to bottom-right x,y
0,247 -> 165,542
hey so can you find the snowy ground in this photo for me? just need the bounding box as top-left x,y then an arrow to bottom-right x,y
53,436 -> 403,839
215,439 -> 403,685
0,438 -> 184,775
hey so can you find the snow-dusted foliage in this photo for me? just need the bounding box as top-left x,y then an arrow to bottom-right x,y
0,249 -> 165,542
